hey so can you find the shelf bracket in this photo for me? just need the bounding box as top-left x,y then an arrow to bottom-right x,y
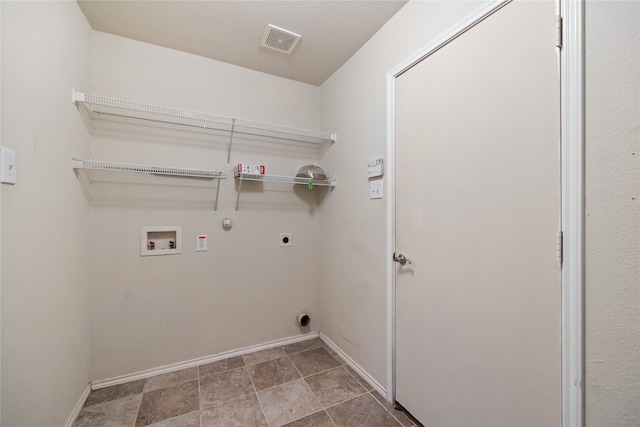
213,181 -> 221,214
234,176 -> 243,213
226,118 -> 236,166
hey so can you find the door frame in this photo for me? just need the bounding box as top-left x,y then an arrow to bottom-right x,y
385,1 -> 584,426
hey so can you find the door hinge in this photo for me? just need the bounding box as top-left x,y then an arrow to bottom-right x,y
556,15 -> 563,49
557,230 -> 564,265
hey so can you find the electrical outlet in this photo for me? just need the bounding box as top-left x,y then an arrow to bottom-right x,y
279,233 -> 292,247
370,179 -> 383,199
196,235 -> 208,251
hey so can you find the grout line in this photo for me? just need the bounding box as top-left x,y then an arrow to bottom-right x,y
301,378 -> 325,421
197,366 -> 202,413
321,390 -> 370,411
141,367 -> 199,394
342,365 -> 367,388
131,393 -> 143,427
298,360 -> 345,379
281,409 -> 335,427
280,340 -> 324,357
302,364 -> 345,381
324,409 -> 339,427
287,352 -> 305,380
288,347 -> 346,380
242,348 -> 288,367
245,359 -> 269,426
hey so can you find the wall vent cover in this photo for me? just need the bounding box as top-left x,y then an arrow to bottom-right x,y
260,24 -> 301,55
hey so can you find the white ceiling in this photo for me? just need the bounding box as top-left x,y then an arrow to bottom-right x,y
77,1 -> 408,86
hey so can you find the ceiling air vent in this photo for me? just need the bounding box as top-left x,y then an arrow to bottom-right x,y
260,24 -> 301,55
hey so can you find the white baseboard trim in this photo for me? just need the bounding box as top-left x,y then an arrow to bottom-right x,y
65,383 -> 91,427
318,332 -> 386,398
92,332 -> 319,390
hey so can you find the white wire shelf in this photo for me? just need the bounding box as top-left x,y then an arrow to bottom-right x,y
235,173 -> 336,187
73,90 -> 336,164
234,172 -> 336,212
72,158 -> 226,213
71,158 -> 226,179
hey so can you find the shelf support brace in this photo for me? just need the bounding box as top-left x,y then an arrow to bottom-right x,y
213,181 -> 222,214
234,177 -> 243,213
226,118 -> 236,166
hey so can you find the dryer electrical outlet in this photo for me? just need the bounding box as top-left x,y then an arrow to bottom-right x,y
279,233 -> 292,247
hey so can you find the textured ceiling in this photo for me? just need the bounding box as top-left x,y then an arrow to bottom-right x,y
77,1 -> 408,86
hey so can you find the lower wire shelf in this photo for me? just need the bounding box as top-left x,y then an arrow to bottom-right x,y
235,173 -> 336,187
234,172 -> 336,212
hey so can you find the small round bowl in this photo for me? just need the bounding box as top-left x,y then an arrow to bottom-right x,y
296,164 -> 327,180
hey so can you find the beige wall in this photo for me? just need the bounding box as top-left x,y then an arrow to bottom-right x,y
319,1 -> 481,386
88,32 -> 324,381
1,1 -> 92,425
1,1 -> 638,424
585,2 -> 640,425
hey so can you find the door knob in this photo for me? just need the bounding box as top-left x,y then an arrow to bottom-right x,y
393,252 -> 412,265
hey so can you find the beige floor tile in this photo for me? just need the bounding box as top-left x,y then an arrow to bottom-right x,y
143,367 -> 198,392
146,411 -> 201,427
73,342 -> 404,427
85,379 -> 145,406
282,410 -> 337,427
257,378 -> 323,427
247,356 -> 301,391
306,367 -> 366,408
135,380 -> 200,427
199,367 -> 255,408
289,347 -> 342,377
282,338 -> 324,355
200,393 -> 268,427
371,391 -> 416,427
326,393 -> 403,427
344,365 -> 375,392
242,347 -> 287,366
73,394 -> 141,427
199,355 -> 245,378
321,345 -> 347,366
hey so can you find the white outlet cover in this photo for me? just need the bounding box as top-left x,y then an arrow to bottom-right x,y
370,179 -> 383,199
279,233 -> 292,247
1,147 -> 16,184
196,235 -> 208,251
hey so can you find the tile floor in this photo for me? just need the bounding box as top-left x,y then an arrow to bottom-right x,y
73,338 -> 418,427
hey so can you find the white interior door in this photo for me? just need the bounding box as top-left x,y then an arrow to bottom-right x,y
394,1 -> 561,426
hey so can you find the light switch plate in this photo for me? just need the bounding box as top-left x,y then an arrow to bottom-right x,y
1,147 -> 16,184
367,157 -> 384,178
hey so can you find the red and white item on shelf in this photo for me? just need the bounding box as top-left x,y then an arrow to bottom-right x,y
235,164 -> 265,176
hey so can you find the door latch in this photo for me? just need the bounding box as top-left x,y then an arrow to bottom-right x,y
393,252 -> 412,265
